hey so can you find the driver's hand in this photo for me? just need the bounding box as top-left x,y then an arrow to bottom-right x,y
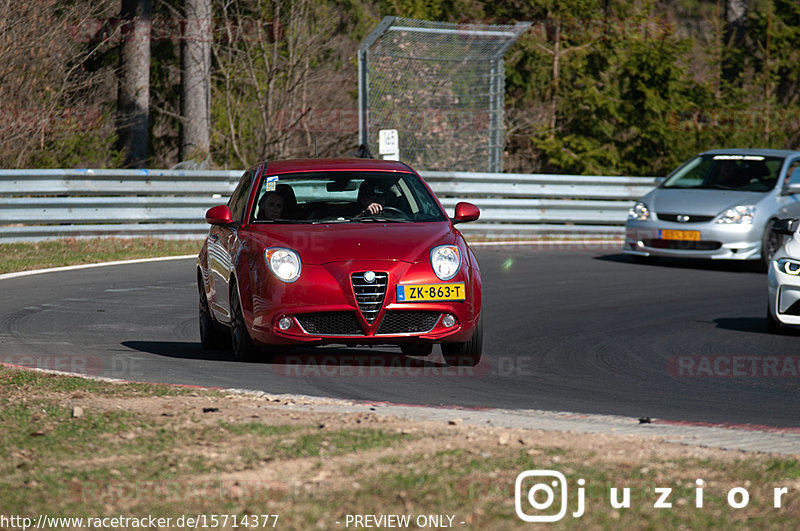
364,202 -> 382,215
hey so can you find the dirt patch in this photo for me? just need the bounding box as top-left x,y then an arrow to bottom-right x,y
4,369 -> 800,528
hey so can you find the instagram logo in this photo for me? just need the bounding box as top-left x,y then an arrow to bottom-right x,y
515,470 -> 585,522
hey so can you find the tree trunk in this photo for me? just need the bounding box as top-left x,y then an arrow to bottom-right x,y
117,0 -> 151,168
722,0 -> 748,83
549,19 -> 560,140
180,0 -> 212,164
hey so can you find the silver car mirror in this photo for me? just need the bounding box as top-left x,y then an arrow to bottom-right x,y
785,183 -> 800,195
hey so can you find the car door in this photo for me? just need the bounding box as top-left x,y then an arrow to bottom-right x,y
208,167 -> 259,323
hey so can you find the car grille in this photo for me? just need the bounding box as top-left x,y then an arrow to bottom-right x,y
643,239 -> 722,251
351,272 -> 388,323
376,311 -> 441,335
295,312 -> 364,335
656,213 -> 715,223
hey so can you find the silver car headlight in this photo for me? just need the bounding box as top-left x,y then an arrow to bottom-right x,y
430,245 -> 461,281
716,205 -> 755,224
777,258 -> 800,276
628,201 -> 650,221
265,248 -> 301,283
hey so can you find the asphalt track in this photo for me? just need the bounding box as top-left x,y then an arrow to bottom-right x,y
2,247 -> 799,428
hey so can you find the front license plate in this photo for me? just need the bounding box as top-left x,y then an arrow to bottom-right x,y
659,229 -> 701,241
397,283 -> 466,302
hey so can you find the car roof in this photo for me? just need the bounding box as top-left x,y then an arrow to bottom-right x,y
701,148 -> 800,158
261,158 -> 415,174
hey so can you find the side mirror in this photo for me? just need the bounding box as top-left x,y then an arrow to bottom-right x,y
786,183 -> 800,195
205,205 -> 233,225
771,218 -> 799,236
452,202 -> 480,224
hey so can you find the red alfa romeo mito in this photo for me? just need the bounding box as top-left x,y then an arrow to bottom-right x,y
197,158 -> 482,365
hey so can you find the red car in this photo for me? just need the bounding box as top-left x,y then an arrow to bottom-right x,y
197,158 -> 482,365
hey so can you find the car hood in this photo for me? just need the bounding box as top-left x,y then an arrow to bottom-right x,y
783,234 -> 800,259
247,222 -> 457,265
646,189 -> 768,215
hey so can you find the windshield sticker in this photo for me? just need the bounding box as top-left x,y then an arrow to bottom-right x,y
713,155 -> 765,161
265,175 -> 279,191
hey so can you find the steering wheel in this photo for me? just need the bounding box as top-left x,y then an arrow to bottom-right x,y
376,206 -> 409,218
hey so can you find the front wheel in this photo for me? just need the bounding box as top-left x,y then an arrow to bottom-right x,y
230,284 -> 259,361
441,315 -> 483,367
766,306 -> 784,334
199,280 -> 226,349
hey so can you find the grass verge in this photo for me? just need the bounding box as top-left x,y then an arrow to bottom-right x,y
1,365 -> 798,529
0,238 -> 203,275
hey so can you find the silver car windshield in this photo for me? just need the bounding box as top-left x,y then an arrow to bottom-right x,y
250,171 -> 448,223
662,154 -> 783,192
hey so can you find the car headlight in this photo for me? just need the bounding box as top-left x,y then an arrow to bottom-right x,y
777,258 -> 800,276
430,245 -> 461,281
265,248 -> 301,282
628,201 -> 650,221
716,205 -> 755,224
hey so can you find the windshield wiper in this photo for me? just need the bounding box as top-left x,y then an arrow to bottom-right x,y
352,216 -> 410,223
310,218 -> 351,224
254,218 -> 313,224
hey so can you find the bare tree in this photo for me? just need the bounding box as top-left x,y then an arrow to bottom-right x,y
0,0 -> 119,168
211,0 -> 356,167
180,0 -> 211,164
117,0 -> 151,168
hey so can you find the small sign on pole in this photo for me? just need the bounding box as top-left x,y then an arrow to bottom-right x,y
379,129 -> 399,161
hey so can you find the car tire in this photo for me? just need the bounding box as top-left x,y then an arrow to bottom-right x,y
230,283 -> 259,361
766,306 -> 784,334
761,218 -> 782,271
199,281 -> 226,349
400,343 -> 433,356
441,315 -> 483,367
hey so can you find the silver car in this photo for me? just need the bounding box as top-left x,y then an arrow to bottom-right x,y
624,148 -> 800,267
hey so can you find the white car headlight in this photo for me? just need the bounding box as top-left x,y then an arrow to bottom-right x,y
265,248 -> 301,282
716,205 -> 755,224
777,258 -> 800,276
628,201 -> 650,221
430,245 -> 461,281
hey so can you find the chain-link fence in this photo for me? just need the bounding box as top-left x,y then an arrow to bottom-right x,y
358,17 -> 529,172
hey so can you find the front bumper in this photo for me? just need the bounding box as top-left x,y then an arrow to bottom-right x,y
768,261 -> 800,326
623,221 -> 762,260
246,259 -> 479,345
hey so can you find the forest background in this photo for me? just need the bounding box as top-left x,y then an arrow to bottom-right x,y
1,0 -> 798,176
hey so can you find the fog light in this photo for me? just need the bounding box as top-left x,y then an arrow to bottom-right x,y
278,317 -> 293,330
442,314 -> 456,328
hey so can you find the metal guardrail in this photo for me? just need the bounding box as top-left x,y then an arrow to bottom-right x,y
0,169 -> 660,242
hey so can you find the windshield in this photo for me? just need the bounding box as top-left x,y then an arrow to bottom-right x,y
661,154 -> 783,192
250,171 -> 448,223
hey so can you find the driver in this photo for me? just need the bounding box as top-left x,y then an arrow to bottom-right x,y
355,180 -> 386,217
257,191 -> 285,220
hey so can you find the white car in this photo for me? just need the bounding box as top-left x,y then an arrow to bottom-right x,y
767,218 -> 800,331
